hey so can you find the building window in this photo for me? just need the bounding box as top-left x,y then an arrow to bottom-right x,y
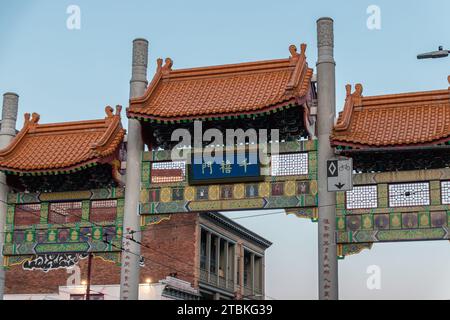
90,200 -> 117,223
346,185 -> 378,209
271,153 -> 308,176
48,202 -> 82,224
441,181 -> 450,204
388,182 -> 430,207
14,204 -> 41,226
151,161 -> 186,183
243,251 -> 251,288
200,229 -> 207,270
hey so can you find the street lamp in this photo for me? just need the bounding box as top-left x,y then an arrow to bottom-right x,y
417,46 -> 449,59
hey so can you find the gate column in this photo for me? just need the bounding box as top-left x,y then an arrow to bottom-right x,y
316,17 -> 338,300
120,38 -> 148,300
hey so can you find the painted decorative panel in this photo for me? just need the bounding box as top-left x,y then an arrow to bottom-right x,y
346,185 -> 378,209
271,153 -> 308,176
441,181 -> 450,204
140,141 -> 318,214
388,182 -> 430,207
151,161 -> 186,183
3,187 -> 124,257
337,168 -> 450,258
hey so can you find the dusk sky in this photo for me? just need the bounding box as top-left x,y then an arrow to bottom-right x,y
1,0 -> 449,299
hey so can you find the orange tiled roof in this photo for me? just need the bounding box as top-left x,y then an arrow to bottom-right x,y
127,44 -> 314,121
331,78 -> 450,148
0,106 -> 125,174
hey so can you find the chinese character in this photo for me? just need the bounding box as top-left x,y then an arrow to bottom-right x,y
220,160 -> 232,174
239,159 -> 248,172
202,161 -> 213,175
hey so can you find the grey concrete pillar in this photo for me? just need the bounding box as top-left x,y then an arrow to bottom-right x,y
0,93 -> 19,300
224,241 -> 229,286
120,39 -> 148,300
316,17 -> 338,300
250,252 -> 255,296
206,231 -> 211,281
261,256 -> 266,299
215,236 -> 220,285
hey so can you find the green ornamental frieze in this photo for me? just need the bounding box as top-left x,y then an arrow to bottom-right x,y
336,168 -> 450,258
3,187 -> 125,257
140,141 -> 318,214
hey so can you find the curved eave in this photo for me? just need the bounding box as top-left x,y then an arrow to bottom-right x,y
0,155 -> 118,176
331,135 -> 450,150
127,97 -> 308,123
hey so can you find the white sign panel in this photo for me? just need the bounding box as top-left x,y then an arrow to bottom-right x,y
327,158 -> 353,192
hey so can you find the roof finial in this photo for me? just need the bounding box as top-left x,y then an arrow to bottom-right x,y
300,43 -> 307,56
352,84 -> 363,106
162,57 -> 173,73
289,45 -> 298,58
345,84 -> 352,97
354,83 -> 363,96
115,105 -> 122,116
156,58 -> 163,71
31,112 -> 40,124
447,75 -> 450,86
23,113 -> 30,125
105,105 -> 114,118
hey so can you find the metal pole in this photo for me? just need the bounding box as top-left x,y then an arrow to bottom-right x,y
316,17 -> 339,300
0,93 -> 19,300
119,38 -> 148,300
85,252 -> 93,300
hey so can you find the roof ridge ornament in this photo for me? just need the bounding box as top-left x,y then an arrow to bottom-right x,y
162,57 -> 173,74
105,105 -> 114,118
105,105 -> 122,120
289,45 -> 299,59
23,113 -> 31,127
156,58 -> 163,72
286,43 -> 309,93
27,112 -> 40,130
300,43 -> 307,56
31,112 -> 40,124
334,83 -> 363,132
115,105 -> 122,116
345,84 -> 352,98
352,83 -> 363,107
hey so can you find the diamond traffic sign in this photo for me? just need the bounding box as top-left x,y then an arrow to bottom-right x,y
327,158 -> 353,192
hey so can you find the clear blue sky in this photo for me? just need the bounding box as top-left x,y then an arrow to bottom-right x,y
1,0 -> 449,299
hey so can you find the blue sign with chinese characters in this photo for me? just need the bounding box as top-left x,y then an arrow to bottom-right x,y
189,150 -> 261,184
